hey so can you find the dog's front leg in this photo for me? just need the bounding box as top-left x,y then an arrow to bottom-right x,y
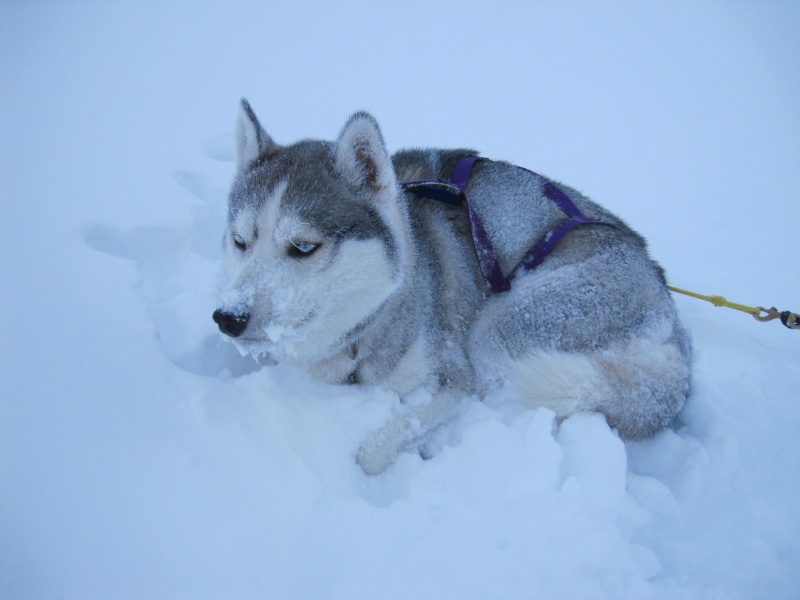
356,389 -> 467,475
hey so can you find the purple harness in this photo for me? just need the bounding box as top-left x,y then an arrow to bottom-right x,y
402,156 -> 617,293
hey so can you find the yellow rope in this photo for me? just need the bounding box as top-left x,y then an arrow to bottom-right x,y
666,285 -> 761,316
667,285 -> 798,329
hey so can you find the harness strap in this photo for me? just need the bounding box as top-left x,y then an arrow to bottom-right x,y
450,157 -> 511,292
403,157 -> 509,292
402,156 -> 617,293
516,182 -> 609,271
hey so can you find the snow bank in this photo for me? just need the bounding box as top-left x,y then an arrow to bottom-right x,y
1,1 -> 798,598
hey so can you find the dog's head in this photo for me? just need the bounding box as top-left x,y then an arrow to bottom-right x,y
213,100 -> 410,365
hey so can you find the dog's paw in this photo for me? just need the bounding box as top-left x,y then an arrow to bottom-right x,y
355,443 -> 395,476
355,416 -> 414,476
356,390 -> 467,475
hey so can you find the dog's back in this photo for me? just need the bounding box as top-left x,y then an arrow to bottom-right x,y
394,148 -> 692,440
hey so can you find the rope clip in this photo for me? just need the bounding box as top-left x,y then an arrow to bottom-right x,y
754,307 -> 800,329
754,307 -> 781,322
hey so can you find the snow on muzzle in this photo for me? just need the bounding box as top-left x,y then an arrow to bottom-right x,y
214,285 -> 256,338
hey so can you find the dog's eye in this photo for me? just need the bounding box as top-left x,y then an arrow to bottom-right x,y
287,241 -> 319,258
232,233 -> 247,251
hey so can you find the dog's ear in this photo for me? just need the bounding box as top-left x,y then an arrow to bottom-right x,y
335,112 -> 397,200
235,98 -> 274,173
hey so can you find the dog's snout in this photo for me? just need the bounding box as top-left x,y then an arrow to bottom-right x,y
213,309 -> 250,338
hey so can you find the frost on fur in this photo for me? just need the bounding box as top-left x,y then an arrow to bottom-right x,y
509,338 -> 690,440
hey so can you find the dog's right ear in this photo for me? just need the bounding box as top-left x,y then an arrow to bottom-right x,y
236,98 -> 274,173
335,111 -> 397,202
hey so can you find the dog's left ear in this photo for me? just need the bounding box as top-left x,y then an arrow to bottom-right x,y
335,112 -> 397,200
236,98 -> 275,174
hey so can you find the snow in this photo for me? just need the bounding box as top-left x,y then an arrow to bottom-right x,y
1,1 -> 799,598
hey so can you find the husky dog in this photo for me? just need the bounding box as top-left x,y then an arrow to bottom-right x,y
213,99 -> 691,475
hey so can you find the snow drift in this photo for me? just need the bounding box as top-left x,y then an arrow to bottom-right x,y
1,2 -> 798,598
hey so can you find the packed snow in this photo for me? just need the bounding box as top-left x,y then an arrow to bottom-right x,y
1,2 -> 799,598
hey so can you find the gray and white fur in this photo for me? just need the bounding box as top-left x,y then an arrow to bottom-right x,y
213,99 -> 691,475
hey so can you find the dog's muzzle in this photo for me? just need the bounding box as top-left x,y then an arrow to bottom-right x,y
212,309 -> 250,338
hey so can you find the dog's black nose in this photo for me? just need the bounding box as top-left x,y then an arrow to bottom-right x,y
212,309 -> 250,338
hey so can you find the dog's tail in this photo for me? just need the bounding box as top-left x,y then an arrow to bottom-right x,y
508,336 -> 691,440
